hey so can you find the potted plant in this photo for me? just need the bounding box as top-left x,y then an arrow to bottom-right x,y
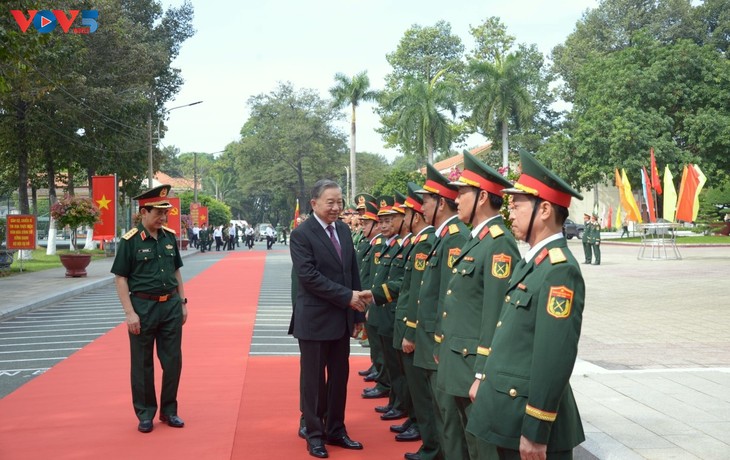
50,195 -> 101,277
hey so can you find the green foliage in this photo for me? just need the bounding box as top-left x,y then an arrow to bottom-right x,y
697,178 -> 730,223
176,191 -> 231,227
370,169 -> 424,197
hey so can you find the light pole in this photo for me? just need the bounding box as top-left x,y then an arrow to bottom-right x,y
148,100 -> 203,188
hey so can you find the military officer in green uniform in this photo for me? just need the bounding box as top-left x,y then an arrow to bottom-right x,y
111,184 -> 188,433
467,150 -> 586,460
414,164 -> 469,459
581,213 -> 591,264
397,182 -> 439,460
437,152 -> 520,460
199,224 -> 209,253
590,214 -> 601,265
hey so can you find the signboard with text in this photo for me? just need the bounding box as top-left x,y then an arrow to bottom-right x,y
6,215 -> 37,250
190,202 -> 200,227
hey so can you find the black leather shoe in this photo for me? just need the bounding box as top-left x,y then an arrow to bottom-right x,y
137,420 -> 153,433
363,371 -> 378,382
326,435 -> 363,450
390,418 -> 412,433
362,387 -> 389,399
159,414 -> 185,428
307,439 -> 329,458
358,367 -> 373,376
380,408 -> 407,421
395,425 -> 421,442
298,426 -> 307,439
404,452 -> 421,460
374,404 -> 392,414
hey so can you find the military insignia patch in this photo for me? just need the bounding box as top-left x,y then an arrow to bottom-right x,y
546,286 -> 573,319
491,254 -> 512,279
447,248 -> 461,268
165,244 -> 174,250
374,251 -> 382,265
414,253 -> 427,271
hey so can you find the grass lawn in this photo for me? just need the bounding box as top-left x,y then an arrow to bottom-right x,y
609,235 -> 730,244
1,248 -> 108,276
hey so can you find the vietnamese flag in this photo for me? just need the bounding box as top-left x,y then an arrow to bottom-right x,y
167,197 -> 182,236
199,206 -> 209,227
92,175 -> 116,240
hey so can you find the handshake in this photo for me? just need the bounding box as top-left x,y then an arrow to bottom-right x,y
349,290 -> 373,312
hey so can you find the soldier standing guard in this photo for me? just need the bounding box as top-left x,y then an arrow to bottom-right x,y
111,184 -> 188,433
590,214 -> 601,265
581,213 -> 592,264
413,163 -> 470,460
467,150 -> 586,460
437,152 -> 520,460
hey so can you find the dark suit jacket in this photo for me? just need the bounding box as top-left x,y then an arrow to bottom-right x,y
290,216 -> 364,341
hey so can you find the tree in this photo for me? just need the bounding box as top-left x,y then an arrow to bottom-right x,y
350,152 -> 391,198
329,71 -> 378,199
234,83 -> 348,219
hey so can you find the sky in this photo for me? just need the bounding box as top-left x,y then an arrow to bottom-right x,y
159,0 -> 599,162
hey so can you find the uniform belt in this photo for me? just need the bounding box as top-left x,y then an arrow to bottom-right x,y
131,290 -> 176,302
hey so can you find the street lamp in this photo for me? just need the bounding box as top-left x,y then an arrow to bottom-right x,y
148,100 -> 203,188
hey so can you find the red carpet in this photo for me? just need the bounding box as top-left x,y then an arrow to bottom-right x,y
0,251 -> 410,459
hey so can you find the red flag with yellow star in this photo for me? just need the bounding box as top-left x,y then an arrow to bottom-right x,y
92,175 -> 116,240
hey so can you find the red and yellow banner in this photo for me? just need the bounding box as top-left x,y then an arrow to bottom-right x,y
167,197 -> 182,236
198,206 -> 209,227
190,202 -> 201,227
6,215 -> 36,250
92,175 -> 116,240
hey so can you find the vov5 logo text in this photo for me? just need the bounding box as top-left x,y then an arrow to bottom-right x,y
11,10 -> 99,34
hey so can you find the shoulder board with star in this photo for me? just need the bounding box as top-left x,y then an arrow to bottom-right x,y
418,233 -> 430,243
122,228 -> 138,240
373,237 -> 382,245
448,223 -> 460,235
549,247 -> 567,264
162,226 -> 176,235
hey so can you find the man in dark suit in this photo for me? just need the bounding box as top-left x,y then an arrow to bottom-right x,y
290,179 -> 370,458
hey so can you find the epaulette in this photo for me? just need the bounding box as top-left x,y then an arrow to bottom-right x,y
122,228 -> 138,240
489,225 -> 504,238
418,233 -> 430,243
162,226 -> 176,234
448,223 -> 460,234
549,247 -> 567,264
373,237 -> 382,246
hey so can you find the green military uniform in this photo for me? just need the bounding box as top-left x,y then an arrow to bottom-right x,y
111,185 -> 185,423
581,214 -> 591,264
413,164 -> 469,459
437,152 -> 519,460
590,215 -> 601,265
397,182 -> 440,459
467,150 -> 586,458
199,225 -> 209,253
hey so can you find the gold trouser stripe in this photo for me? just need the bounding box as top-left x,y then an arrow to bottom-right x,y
406,321 -> 417,328
526,404 -> 557,422
476,346 -> 491,356
383,284 -> 393,303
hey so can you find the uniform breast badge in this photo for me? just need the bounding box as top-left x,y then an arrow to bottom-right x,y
546,285 -> 574,319
491,253 -> 512,279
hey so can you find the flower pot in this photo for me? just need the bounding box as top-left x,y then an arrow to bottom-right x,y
59,253 -> 92,277
180,239 -> 189,251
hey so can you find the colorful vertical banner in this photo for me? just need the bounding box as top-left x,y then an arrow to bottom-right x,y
190,202 -> 201,227
167,197 -> 182,236
641,166 -> 656,222
650,147 -> 662,194
198,206 -> 209,227
293,198 -> 300,228
663,165 -> 677,222
6,215 -> 36,250
91,175 -> 117,240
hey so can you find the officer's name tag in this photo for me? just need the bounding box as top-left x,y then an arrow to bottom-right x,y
138,248 -> 153,254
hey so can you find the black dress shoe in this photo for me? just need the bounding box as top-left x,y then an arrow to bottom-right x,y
307,439 -> 329,458
380,408 -> 407,420
137,419 -> 153,433
358,367 -> 374,376
362,387 -> 389,399
159,414 -> 185,428
374,404 -> 392,414
395,425 -> 421,442
404,452 -> 421,460
326,435 -> 363,450
298,426 -> 307,439
389,418 -> 412,433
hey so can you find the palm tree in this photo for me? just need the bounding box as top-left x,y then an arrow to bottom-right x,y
467,52 -> 533,168
389,68 -> 459,165
329,71 -> 377,199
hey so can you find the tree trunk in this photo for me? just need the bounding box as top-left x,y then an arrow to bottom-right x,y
427,133 -> 434,165
350,104 -> 357,202
501,120 -> 509,169
15,99 -> 30,214
45,148 -> 58,256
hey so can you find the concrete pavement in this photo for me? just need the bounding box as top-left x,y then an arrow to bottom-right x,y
1,239 -> 729,459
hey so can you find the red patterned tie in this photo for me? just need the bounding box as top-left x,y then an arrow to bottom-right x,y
327,225 -> 342,260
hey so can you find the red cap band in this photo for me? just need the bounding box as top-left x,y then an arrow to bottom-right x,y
423,179 -> 458,200
459,170 -> 504,196
516,174 -> 572,208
